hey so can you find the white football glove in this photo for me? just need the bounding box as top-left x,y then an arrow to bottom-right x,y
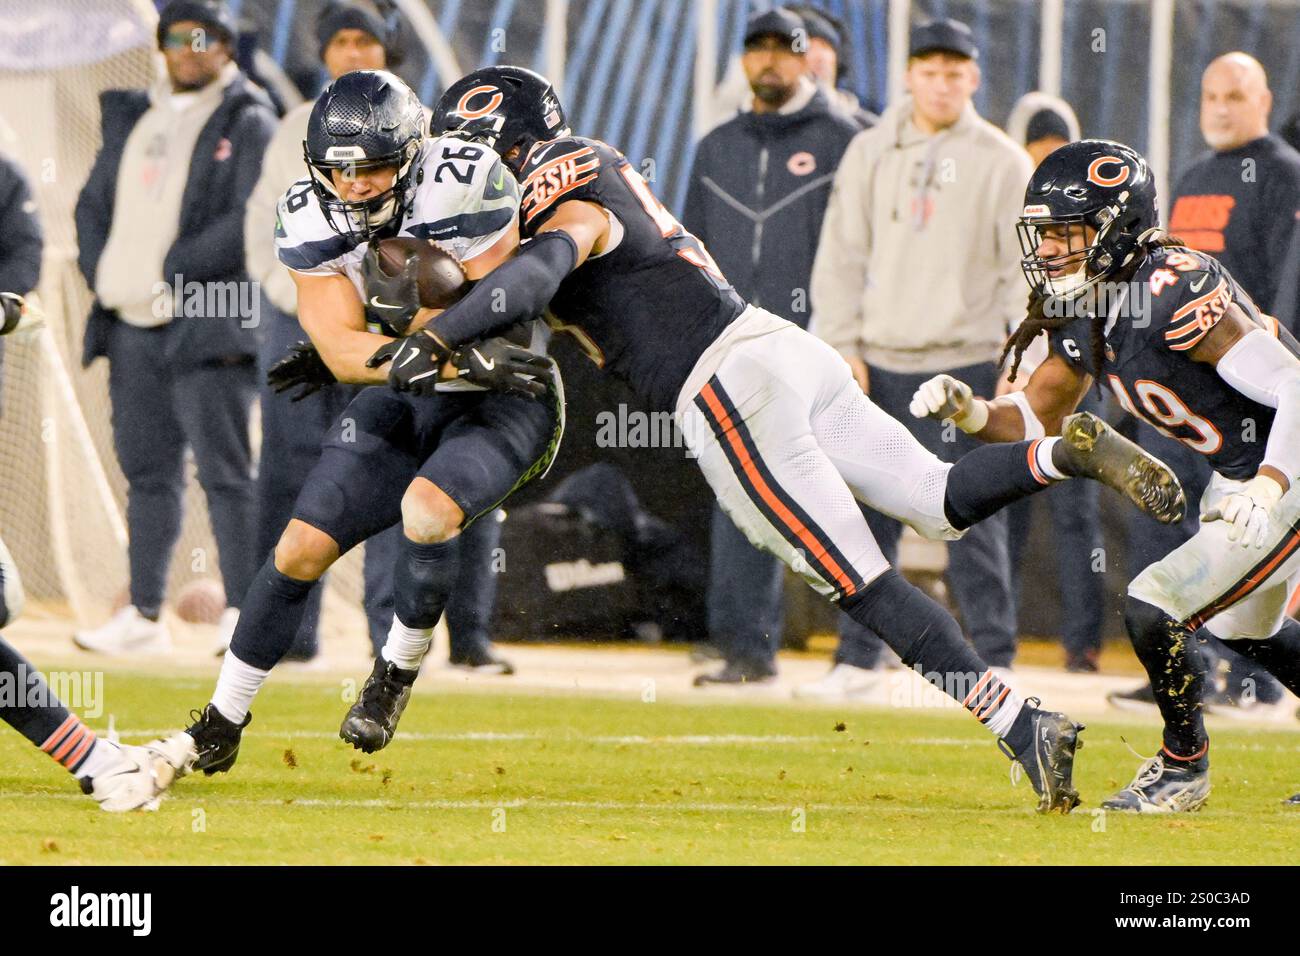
908,374 -> 988,433
1202,474 -> 1285,549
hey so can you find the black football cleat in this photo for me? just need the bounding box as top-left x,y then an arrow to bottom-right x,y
693,658 -> 777,686
340,657 -> 418,753
999,700 -> 1084,814
449,642 -> 515,675
1283,792 -> 1299,806
184,703 -> 251,775
1059,412 -> 1186,524
1101,752 -> 1210,813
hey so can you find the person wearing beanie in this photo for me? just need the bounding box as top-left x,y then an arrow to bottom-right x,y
1005,91 -> 1080,167
72,0 -> 276,656
786,4 -> 877,128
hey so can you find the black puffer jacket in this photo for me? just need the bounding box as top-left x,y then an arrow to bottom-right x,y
682,87 -> 863,327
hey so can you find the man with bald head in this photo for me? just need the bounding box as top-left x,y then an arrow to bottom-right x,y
1168,53 -> 1300,324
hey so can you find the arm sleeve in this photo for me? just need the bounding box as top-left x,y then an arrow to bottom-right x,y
1214,327 -> 1300,481
0,159 -> 43,295
429,230 -> 578,347
164,104 -> 275,283
808,131 -> 871,355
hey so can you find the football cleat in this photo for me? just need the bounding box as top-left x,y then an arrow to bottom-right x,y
1059,412 -> 1186,524
999,700 -> 1084,814
79,741 -> 178,812
791,662 -> 876,699
73,605 -> 172,655
1101,752 -> 1210,813
694,658 -> 777,687
449,642 -> 515,675
1284,792 -> 1299,806
340,657 -> 418,753
181,703 -> 251,775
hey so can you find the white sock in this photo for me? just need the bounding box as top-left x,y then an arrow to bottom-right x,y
209,652 -> 270,724
381,617 -> 434,672
76,738 -> 119,779
1034,437 -> 1069,481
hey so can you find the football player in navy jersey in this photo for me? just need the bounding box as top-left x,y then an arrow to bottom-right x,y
157,71 -> 563,775
911,139 -> 1300,811
367,67 -> 1195,814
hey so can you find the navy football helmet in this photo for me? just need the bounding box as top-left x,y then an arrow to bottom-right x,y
1017,139 -> 1159,298
431,66 -> 568,174
304,70 -> 425,240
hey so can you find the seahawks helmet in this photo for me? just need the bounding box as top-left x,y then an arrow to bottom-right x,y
1017,139 -> 1159,299
431,66 -> 567,174
304,70 -> 425,240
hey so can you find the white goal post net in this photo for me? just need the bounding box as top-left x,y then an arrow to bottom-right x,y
0,0 -> 366,637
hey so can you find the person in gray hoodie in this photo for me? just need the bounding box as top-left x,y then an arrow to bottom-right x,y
807,18 -> 1030,692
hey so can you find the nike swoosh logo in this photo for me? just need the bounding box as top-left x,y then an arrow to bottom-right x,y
492,169 -> 505,191
1190,275 -> 1209,292
398,349 -> 421,368
472,348 -> 495,371
370,296 -> 404,311
528,141 -> 560,166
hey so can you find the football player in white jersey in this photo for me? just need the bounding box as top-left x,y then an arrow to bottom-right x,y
159,71 -> 561,776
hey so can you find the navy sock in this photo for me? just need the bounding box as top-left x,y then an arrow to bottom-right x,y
0,636 -> 71,747
841,570 -> 1024,740
229,556 -> 317,670
1220,619 -> 1300,697
944,440 -> 1053,531
393,536 -> 460,630
1125,596 -> 1209,761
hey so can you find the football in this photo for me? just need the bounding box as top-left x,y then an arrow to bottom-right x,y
372,237 -> 469,310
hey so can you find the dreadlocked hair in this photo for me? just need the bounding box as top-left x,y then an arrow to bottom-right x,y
999,230 -> 1190,391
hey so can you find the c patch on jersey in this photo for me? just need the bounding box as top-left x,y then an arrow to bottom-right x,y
522,147 -> 599,225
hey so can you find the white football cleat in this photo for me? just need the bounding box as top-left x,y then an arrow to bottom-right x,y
792,663 -> 877,700
213,606 -> 239,657
79,741 -> 179,812
74,606 -> 172,655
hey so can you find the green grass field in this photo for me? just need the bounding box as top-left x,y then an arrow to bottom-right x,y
1,671 -> 1297,865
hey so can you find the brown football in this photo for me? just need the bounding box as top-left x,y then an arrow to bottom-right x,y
372,237 -> 469,309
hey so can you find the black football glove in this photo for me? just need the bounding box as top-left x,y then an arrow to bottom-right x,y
451,339 -> 555,400
365,329 -> 452,396
267,341 -> 336,401
361,243 -> 421,334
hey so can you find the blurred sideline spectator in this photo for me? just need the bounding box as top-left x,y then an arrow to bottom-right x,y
72,0 -> 275,655
0,154 -> 42,299
787,5 -> 878,127
808,18 -> 1030,696
1111,52 -> 1298,712
1002,92 -> 1106,673
0,151 -> 43,398
1168,53 -> 1300,329
682,7 -> 861,686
